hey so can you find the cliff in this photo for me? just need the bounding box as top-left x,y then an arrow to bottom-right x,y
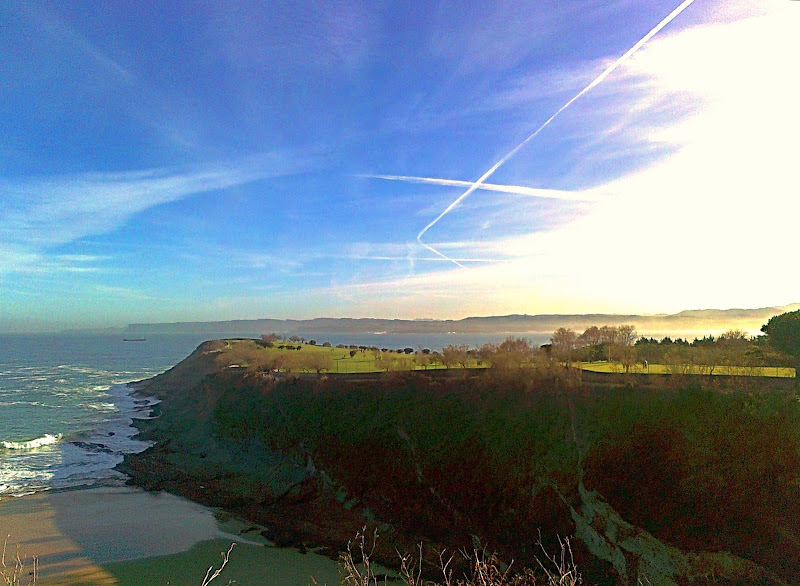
120,341 -> 799,584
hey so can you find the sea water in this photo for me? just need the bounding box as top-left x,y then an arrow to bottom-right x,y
0,333 -> 258,499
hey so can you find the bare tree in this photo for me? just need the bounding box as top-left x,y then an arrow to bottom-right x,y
616,325 -> 638,372
598,326 -> 619,362
617,325 -> 638,346
551,328 -> 578,369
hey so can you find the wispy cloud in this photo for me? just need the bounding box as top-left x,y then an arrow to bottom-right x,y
94,285 -> 165,302
0,151 -> 311,273
0,248 -> 111,276
232,251 -> 304,271
335,240 -> 510,265
22,3 -> 135,85
232,241 -> 508,271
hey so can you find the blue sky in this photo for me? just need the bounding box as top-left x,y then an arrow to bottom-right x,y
1,0 -> 797,332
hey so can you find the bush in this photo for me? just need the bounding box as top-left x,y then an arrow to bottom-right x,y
334,528 -> 581,586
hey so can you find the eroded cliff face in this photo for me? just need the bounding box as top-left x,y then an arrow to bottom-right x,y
121,343 -> 797,584
564,481 -> 781,585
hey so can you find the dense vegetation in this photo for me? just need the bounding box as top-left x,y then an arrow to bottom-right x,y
124,311 -> 800,584
209,370 -> 798,581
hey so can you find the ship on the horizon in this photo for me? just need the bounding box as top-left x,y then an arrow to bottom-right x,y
122,337 -> 146,342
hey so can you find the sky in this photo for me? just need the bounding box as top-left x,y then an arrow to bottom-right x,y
1,0 -> 798,332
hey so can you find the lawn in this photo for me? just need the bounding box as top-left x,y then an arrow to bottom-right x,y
221,340 -> 796,378
576,361 -> 795,378
222,339 -> 449,373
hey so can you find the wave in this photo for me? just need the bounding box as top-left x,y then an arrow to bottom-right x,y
1,433 -> 62,450
0,384 -> 161,498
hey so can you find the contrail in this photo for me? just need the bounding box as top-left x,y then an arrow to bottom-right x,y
417,0 -> 698,266
343,254 -> 508,263
362,174 -> 597,201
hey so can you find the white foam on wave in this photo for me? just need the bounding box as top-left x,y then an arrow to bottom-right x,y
82,384 -> 159,454
0,383 -> 160,498
0,400 -> 43,407
1,433 -> 62,450
88,402 -> 117,412
0,461 -> 54,499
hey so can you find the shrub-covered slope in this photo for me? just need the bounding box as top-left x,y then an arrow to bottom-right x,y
122,341 -> 799,584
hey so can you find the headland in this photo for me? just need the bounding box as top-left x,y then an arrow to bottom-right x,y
117,338 -> 800,584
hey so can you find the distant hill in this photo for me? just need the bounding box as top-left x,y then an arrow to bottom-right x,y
122,303 -> 800,336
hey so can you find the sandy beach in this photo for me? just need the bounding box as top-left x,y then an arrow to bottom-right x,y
0,486 -> 343,585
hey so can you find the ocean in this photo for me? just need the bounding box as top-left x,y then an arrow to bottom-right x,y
0,330 -> 553,499
0,333 -> 256,498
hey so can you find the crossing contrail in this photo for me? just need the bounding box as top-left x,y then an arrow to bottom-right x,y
416,0 -> 698,266
361,174 -> 598,201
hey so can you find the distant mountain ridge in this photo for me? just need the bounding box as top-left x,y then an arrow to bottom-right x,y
123,303 -> 800,335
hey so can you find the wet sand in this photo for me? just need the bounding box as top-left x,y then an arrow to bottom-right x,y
0,486 -> 344,585
105,538 -> 348,585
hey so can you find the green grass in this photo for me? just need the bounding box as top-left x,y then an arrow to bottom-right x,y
222,339 -> 452,374
220,340 -> 795,378
576,361 -> 795,378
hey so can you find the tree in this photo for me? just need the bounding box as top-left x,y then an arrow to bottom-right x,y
303,352 -> 333,373
599,325 -> 620,362
576,326 -> 605,361
617,325 -> 638,346
274,352 -> 299,373
617,344 -> 638,373
762,311 -> 800,355
615,325 -> 638,372
260,333 -> 279,346
715,330 -> 752,372
696,345 -> 721,375
441,344 -> 469,369
762,310 -> 800,384
550,328 -> 578,369
377,352 -> 412,372
414,351 -> 431,370
486,337 -> 535,371
635,337 -> 663,364
577,325 -> 603,347
664,346 -> 692,375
